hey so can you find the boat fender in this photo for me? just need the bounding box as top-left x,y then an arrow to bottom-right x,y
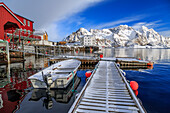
147,61 -> 153,66
100,54 -> 103,58
117,63 -> 120,67
47,76 -> 53,85
134,90 -> 138,96
120,69 -> 126,76
85,71 -> 92,78
122,71 -> 126,76
85,77 -> 90,82
130,81 -> 139,90
75,93 -> 79,99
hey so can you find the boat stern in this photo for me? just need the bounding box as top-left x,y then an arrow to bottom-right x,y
30,79 -> 47,88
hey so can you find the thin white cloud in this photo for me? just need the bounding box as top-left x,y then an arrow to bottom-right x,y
132,20 -> 163,30
2,0 -> 103,41
92,15 -> 147,29
159,30 -> 170,37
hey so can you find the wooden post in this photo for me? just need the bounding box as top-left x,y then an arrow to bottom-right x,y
19,30 -> 21,44
36,46 -> 38,57
6,64 -> 10,83
6,41 -> 11,82
12,27 -> 14,49
22,40 -> 25,60
53,46 -> 56,56
6,41 -> 10,65
23,60 -> 26,71
59,46 -> 61,55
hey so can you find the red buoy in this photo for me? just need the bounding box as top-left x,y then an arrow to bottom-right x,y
130,81 -> 139,90
139,58 -> 141,60
85,71 -> 92,78
7,38 -> 10,43
134,90 -> 138,96
147,62 -> 153,66
100,54 -> 103,58
147,65 -> 153,69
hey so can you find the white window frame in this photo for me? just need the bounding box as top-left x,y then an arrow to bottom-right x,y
28,21 -> 30,26
24,19 -> 26,25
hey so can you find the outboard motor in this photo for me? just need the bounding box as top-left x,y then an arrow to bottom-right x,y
43,89 -> 53,110
42,71 -> 53,88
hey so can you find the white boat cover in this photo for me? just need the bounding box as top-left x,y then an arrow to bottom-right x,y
28,59 -> 81,81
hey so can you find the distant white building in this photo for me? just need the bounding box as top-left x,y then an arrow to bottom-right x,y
33,30 -> 57,46
80,35 -> 96,46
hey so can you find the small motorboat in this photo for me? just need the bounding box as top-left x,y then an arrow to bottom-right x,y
28,59 -> 81,89
29,75 -> 80,104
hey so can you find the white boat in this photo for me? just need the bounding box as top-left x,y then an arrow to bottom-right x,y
28,59 -> 81,89
29,76 -> 80,103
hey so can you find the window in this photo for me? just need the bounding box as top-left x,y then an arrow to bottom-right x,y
24,19 -> 26,25
28,30 -> 30,34
24,29 -> 26,33
28,21 -> 30,26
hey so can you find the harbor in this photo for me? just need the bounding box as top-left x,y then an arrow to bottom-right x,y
0,48 -> 170,113
0,1 -> 170,113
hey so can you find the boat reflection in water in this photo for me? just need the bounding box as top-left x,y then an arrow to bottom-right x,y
29,75 -> 80,109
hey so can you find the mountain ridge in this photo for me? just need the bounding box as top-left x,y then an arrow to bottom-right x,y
65,25 -> 170,48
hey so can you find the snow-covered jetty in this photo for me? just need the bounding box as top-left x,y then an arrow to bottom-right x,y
68,61 -> 146,113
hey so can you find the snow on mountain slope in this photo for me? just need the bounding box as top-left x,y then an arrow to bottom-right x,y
90,29 -> 112,39
109,25 -> 137,46
65,25 -> 170,48
65,28 -> 92,42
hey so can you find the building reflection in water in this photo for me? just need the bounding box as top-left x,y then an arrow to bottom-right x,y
102,48 -> 170,61
0,56 -> 48,113
0,68 -> 37,113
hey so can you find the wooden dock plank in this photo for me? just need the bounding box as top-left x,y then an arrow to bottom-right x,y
77,105 -> 138,113
80,101 -> 139,111
84,94 -> 133,100
81,98 -> 136,106
83,96 -> 134,102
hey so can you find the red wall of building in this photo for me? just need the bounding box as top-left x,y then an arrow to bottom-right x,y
0,6 -> 22,39
0,2 -> 35,40
15,14 -> 34,32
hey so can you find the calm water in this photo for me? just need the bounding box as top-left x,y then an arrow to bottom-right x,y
102,48 -> 170,113
0,48 -> 170,113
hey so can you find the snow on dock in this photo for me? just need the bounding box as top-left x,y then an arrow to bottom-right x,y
50,56 -> 153,67
101,57 -> 148,63
68,61 -> 146,113
51,55 -> 98,60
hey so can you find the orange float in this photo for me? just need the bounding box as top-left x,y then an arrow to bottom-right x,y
85,71 -> 92,78
147,61 -> 153,66
100,54 -> 103,58
130,81 -> 139,90
134,90 -> 138,96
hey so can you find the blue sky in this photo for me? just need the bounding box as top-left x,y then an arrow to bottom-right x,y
1,0 -> 170,41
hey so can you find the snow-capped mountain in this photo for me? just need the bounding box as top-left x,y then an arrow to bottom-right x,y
66,28 -> 92,42
65,25 -> 170,48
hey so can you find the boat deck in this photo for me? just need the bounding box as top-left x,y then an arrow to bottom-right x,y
69,61 -> 146,113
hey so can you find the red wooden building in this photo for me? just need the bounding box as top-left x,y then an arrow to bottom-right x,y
0,2 -> 41,42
